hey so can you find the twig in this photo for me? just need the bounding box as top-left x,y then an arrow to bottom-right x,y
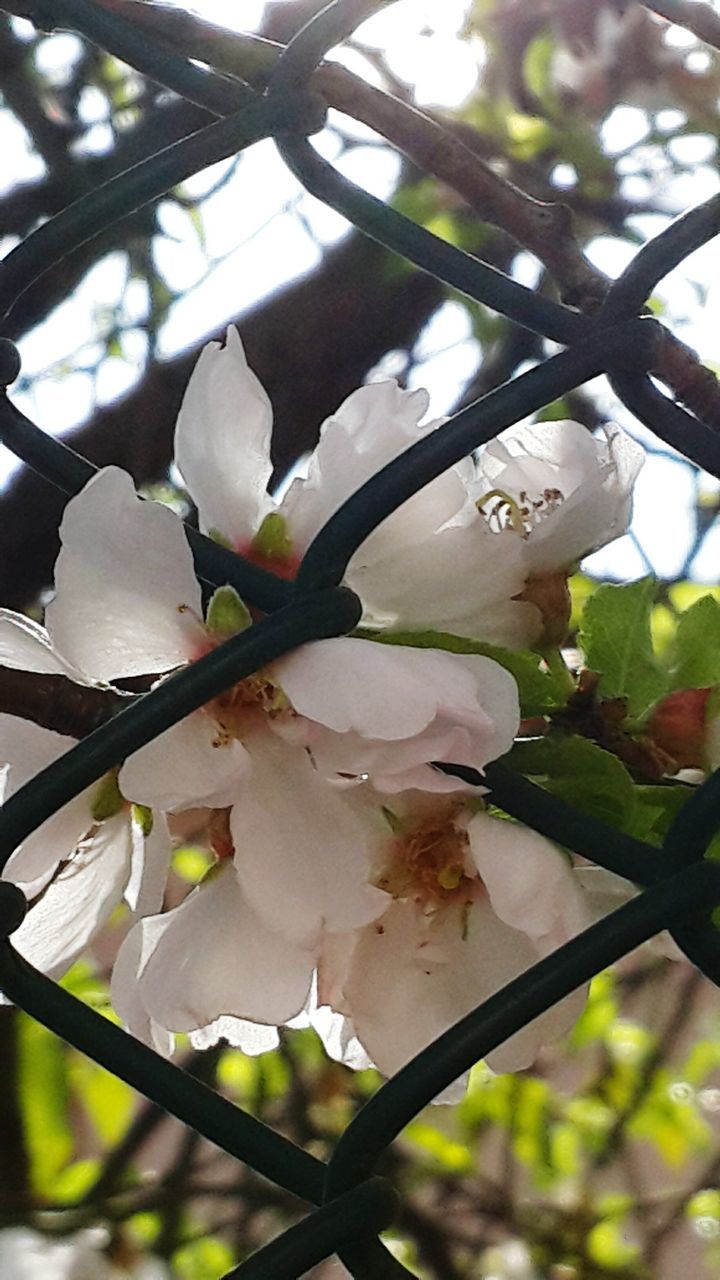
60,0 -> 607,310
643,0 -> 720,51
0,665 -> 126,739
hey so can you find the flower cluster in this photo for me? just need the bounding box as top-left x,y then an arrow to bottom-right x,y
1,327 -> 645,1092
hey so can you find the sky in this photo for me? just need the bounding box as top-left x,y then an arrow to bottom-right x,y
2,0 -> 720,583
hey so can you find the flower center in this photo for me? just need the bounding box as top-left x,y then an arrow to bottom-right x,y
239,511 -> 300,582
477,486 -> 565,536
211,669 -> 288,743
374,802 -> 474,907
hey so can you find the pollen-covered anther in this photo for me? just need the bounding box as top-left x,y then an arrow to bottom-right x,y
477,486 -> 565,537
375,803 -> 475,907
211,669 -> 289,739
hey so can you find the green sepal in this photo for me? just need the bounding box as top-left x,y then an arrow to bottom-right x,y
208,527 -> 234,550
132,804 -> 154,837
251,511 -> 293,561
91,771 -> 124,822
205,585 -> 252,638
381,804 -> 403,835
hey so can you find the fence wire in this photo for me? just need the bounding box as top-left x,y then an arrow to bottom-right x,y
0,1 -> 720,1276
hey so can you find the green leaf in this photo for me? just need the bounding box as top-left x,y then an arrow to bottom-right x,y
628,784 -> 691,846
91,770 -> 124,821
405,1120 -> 474,1173
173,1237 -> 235,1280
669,594 -> 720,690
587,1218 -> 641,1269
579,577 -> 667,718
52,1158 -> 101,1203
18,1017 -> 73,1197
523,31 -> 555,102
508,733 -> 637,830
357,629 -> 568,717
70,1056 -> 134,1144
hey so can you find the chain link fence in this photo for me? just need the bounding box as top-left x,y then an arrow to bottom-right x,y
1,1 -> 720,1276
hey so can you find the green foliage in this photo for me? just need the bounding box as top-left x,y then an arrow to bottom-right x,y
668,594 -> 720,690
69,1056 -> 134,1145
17,1018 -> 73,1197
508,733 -> 637,829
173,1237 -> 236,1280
579,578 -> 667,719
205,584 -> 252,638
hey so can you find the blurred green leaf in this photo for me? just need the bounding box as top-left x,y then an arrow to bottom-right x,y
579,578 -> 667,718
173,1237 -> 235,1280
18,1018 -> 73,1197
669,594 -> 720,689
69,1056 -> 134,1145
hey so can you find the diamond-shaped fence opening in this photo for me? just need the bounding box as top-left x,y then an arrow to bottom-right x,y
1,2 -> 720,1277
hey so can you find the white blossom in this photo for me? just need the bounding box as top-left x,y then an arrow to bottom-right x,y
312,799 -> 591,1083
44,466 -> 521,811
0,1226 -> 169,1279
0,611 -> 171,983
173,327 -> 643,649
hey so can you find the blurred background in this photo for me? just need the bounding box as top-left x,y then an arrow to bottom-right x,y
1,0 -> 720,1276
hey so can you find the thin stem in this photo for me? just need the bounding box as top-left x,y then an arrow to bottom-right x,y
275,134 -> 586,346
0,93 -> 320,323
222,1178 -> 398,1280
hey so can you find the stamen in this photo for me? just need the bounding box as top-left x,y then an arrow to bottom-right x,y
477,485 -> 565,537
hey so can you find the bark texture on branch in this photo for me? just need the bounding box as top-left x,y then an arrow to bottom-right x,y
0,234 -> 442,609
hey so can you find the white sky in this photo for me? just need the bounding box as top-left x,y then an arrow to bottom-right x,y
3,0 -> 720,583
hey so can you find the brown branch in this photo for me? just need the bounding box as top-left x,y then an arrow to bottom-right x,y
0,1008 -> 31,1215
0,232 -> 442,609
0,665 -> 124,737
642,0 -> 720,51
59,0 -> 607,311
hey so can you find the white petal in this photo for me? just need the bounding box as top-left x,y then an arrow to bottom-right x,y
574,867 -> 685,962
174,326 -> 273,544
476,420 -> 644,574
137,864 -> 315,1032
124,811 -> 172,916
350,517 -> 534,647
311,1005 -> 373,1071
0,715 -> 93,885
345,897 -> 585,1081
10,814 -> 132,979
119,712 -> 252,811
468,812 -> 590,948
279,638 -> 483,740
343,898 -> 537,1080
111,917 -> 176,1055
45,468 -> 204,682
0,610 -> 86,678
280,381 -> 432,551
279,641 -> 518,790
189,1017 -> 279,1054
231,737 -> 387,946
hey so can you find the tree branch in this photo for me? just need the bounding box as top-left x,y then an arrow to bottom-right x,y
48,0 -> 607,310
642,0 -> 720,51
